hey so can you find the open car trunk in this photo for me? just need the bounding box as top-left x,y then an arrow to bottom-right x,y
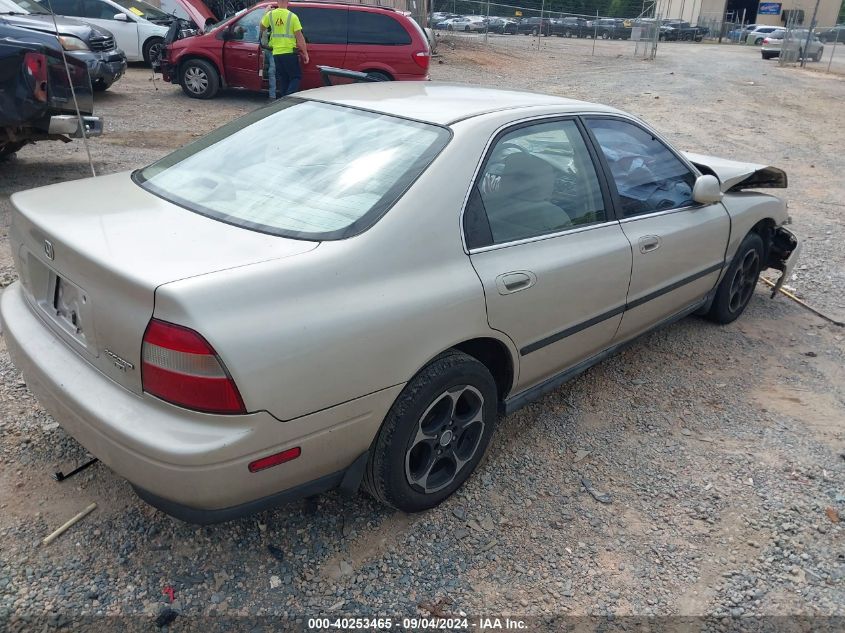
9,171 -> 318,395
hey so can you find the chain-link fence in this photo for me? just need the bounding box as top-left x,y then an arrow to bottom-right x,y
775,17 -> 845,74
429,1 -> 662,60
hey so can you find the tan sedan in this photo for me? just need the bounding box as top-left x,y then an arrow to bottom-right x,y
1,83 -> 800,523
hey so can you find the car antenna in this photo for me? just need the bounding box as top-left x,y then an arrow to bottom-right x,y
44,0 -> 97,177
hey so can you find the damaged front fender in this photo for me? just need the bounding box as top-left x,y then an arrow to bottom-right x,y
766,227 -> 801,298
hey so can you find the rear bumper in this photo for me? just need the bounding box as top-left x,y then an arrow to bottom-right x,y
48,115 -> 103,138
1,282 -> 401,521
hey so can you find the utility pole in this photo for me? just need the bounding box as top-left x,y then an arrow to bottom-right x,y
801,0 -> 821,67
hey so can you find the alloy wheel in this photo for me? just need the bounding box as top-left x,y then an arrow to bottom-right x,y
405,385 -> 485,494
728,249 -> 760,313
148,41 -> 164,64
184,66 -> 209,95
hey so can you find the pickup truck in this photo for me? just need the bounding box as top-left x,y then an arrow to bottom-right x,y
659,20 -> 708,41
0,21 -> 102,159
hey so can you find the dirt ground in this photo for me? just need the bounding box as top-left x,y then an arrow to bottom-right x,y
0,37 -> 843,629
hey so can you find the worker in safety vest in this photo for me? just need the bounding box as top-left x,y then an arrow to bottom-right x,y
259,0 -> 309,97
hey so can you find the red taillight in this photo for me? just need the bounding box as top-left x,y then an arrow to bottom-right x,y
413,50 -> 430,70
141,319 -> 246,415
248,447 -> 301,473
763,37 -> 770,44
23,52 -> 48,103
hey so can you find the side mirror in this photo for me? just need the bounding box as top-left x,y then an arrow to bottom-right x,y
692,174 -> 723,204
113,12 -> 128,21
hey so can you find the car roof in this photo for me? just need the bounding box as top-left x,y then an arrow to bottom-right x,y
298,82 -> 619,125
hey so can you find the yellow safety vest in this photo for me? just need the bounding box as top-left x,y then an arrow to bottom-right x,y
264,8 -> 299,55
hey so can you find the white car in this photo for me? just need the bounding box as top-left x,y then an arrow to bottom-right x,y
438,16 -> 487,32
746,26 -> 785,45
37,0 -> 169,63
761,29 -> 824,61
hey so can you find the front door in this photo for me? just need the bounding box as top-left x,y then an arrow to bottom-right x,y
464,118 -> 633,392
223,8 -> 263,90
79,0 -> 141,59
584,117 -> 731,341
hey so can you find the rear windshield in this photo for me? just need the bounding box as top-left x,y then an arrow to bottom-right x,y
135,100 -> 450,241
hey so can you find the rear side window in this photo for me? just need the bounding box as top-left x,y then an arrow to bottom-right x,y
349,11 -> 411,45
295,7 -> 347,45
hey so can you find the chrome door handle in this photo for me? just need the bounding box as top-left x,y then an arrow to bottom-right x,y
495,271 -> 537,295
639,235 -> 661,253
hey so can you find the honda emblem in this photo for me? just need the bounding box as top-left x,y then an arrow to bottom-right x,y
44,240 -> 54,261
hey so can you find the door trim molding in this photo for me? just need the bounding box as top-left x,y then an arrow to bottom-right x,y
519,260 -> 725,356
505,296 -> 710,414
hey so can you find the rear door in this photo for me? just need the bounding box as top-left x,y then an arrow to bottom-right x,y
465,118 -> 632,393
293,6 -> 348,89
222,7 -> 263,90
584,117 -> 730,341
344,9 -> 411,79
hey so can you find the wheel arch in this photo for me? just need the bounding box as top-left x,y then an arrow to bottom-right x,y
361,67 -> 395,80
450,337 -> 517,404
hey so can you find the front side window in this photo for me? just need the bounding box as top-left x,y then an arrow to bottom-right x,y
465,120 -> 607,248
231,8 -> 262,42
349,11 -> 411,45
295,7 -> 347,45
136,100 -> 450,240
82,0 -> 121,19
586,118 -> 695,218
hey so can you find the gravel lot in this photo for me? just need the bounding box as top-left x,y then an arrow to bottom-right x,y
1,38 -> 843,630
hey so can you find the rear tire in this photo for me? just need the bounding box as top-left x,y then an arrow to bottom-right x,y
0,141 -> 24,161
706,233 -> 764,324
180,58 -> 220,99
365,70 -> 392,82
363,351 -> 498,512
92,78 -> 112,91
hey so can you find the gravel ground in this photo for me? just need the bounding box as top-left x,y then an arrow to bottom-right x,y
1,39 -> 843,630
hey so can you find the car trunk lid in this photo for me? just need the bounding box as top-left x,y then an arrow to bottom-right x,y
10,171 -> 318,395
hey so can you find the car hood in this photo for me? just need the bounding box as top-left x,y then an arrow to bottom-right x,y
0,13 -> 111,40
683,152 -> 787,192
170,0 -> 216,29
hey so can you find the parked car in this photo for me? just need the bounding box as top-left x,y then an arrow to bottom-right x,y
517,16 -> 551,36
746,26 -> 784,45
430,11 -> 458,27
659,20 -> 706,41
0,82 -> 800,522
761,29 -> 824,61
817,24 -> 845,43
487,17 -> 517,34
592,17 -> 630,39
0,0 -> 125,89
551,16 -> 589,38
0,21 -> 102,158
35,0 -> 169,64
438,16 -> 486,32
160,1 -> 430,99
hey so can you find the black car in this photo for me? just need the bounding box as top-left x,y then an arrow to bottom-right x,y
551,16 -> 589,37
817,25 -> 845,43
517,17 -> 551,36
487,17 -> 517,34
592,18 -> 631,39
0,0 -> 125,90
0,20 -> 101,158
659,20 -> 706,41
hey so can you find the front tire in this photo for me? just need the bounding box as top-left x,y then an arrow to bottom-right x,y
143,37 -> 165,66
706,233 -> 764,324
363,351 -> 498,512
180,58 -> 220,99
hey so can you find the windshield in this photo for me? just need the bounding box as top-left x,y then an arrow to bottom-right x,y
136,100 -> 450,241
113,0 -> 169,19
0,0 -> 35,14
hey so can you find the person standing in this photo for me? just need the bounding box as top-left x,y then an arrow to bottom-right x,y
260,3 -> 278,101
259,0 -> 309,97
